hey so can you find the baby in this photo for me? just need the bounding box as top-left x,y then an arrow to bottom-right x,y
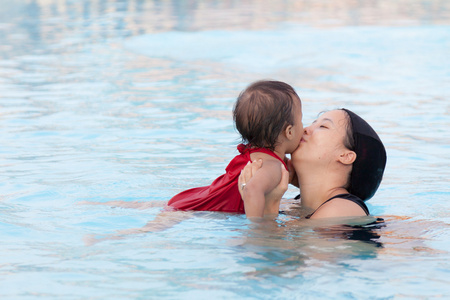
83,80 -> 303,244
168,80 -> 303,218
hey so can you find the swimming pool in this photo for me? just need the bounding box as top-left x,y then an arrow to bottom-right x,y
1,0 -> 449,299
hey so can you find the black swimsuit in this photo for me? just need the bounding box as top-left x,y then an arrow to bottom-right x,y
304,193 -> 369,219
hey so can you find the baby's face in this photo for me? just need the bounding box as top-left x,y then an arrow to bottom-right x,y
289,99 -> 304,152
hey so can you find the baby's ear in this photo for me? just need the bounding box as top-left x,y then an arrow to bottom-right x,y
339,150 -> 356,165
284,125 -> 294,140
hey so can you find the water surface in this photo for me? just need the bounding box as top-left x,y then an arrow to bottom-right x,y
1,0 -> 449,299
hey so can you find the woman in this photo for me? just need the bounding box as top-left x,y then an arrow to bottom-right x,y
239,108 -> 387,219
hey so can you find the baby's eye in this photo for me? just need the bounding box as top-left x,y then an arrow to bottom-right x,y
320,125 -> 328,129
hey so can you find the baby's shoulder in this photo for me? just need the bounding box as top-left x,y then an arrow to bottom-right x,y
249,152 -> 283,167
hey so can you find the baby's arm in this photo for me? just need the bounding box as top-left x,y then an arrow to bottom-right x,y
238,160 -> 289,219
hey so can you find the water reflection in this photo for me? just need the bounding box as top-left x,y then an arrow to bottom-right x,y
312,218 -> 385,248
233,215 -> 446,278
232,216 -> 384,277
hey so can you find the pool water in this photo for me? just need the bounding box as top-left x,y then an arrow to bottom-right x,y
1,0 -> 449,299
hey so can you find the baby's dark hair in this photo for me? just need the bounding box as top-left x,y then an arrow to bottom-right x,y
233,80 -> 301,150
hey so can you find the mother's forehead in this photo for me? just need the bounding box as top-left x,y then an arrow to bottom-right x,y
316,109 -> 347,120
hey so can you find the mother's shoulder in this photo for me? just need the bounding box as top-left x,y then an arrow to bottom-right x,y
309,197 -> 368,219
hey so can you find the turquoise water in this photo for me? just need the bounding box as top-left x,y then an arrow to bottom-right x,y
1,0 -> 449,299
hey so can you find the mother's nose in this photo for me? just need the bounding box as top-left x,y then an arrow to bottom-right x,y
303,126 -> 311,135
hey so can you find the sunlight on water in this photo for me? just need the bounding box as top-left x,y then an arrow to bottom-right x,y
0,0 -> 449,299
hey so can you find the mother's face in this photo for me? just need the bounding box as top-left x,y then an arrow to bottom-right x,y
292,110 -> 350,165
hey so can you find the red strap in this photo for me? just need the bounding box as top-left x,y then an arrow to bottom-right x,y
237,144 -> 287,169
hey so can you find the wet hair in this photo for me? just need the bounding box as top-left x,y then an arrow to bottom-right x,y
341,112 -> 355,191
340,109 -> 387,201
233,80 -> 301,150
342,112 -> 356,152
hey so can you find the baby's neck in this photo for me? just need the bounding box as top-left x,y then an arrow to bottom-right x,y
272,146 -> 287,162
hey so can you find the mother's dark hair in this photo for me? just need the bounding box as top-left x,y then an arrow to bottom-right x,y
341,109 -> 387,201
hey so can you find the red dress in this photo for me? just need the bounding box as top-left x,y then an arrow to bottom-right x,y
168,144 -> 287,213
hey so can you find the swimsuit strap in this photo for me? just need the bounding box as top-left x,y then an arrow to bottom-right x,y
237,144 -> 287,169
306,193 -> 369,219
